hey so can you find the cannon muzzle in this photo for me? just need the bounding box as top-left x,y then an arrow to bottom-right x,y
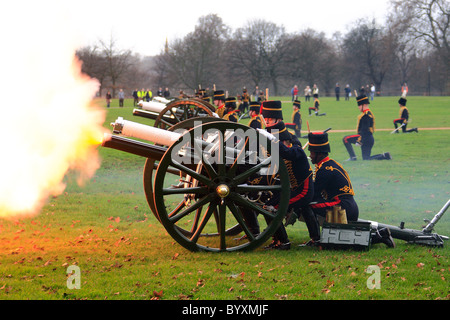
111,117 -> 180,146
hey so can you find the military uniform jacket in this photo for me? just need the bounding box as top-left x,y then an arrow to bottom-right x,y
223,109 -> 239,122
357,109 -> 375,138
291,110 -> 301,130
248,114 -> 264,129
399,106 -> 409,122
216,105 -> 225,118
313,157 -> 354,202
278,142 -> 313,189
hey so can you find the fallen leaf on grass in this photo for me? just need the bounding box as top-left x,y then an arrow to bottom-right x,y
151,290 -> 163,300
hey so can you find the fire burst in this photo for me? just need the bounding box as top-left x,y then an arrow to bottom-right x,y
0,2 -> 106,218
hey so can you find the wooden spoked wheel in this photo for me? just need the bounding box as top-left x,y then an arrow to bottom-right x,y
153,99 -> 216,129
152,121 -> 290,252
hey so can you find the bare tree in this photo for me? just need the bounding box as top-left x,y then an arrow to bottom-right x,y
99,34 -> 133,97
162,14 -> 229,91
228,19 -> 288,95
285,29 -> 341,95
76,45 -> 108,96
390,0 -> 449,93
343,19 -> 397,93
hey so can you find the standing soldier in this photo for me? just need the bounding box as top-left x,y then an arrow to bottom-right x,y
213,90 -> 226,118
256,113 -> 314,250
222,97 -> 239,122
393,97 -> 418,133
286,100 -> 302,137
343,93 -> 391,161
241,87 -> 250,114
247,101 -> 263,129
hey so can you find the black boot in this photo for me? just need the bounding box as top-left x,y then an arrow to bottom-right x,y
371,228 -> 395,248
300,207 -> 321,241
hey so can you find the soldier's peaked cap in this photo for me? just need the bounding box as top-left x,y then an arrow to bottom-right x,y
308,132 -> 330,153
261,100 -> 283,119
356,94 -> 370,106
249,101 -> 260,112
266,121 -> 292,141
213,90 -> 225,101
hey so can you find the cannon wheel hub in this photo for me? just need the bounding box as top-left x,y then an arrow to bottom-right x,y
216,184 -> 230,198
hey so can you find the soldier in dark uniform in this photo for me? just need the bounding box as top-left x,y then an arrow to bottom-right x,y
343,94 -> 391,161
308,132 -> 395,247
256,121 -> 314,250
213,90 -> 226,118
309,132 -> 359,222
241,88 -> 250,113
223,97 -> 239,122
393,97 -> 418,133
247,101 -> 263,129
250,101 -> 315,249
286,100 -> 302,137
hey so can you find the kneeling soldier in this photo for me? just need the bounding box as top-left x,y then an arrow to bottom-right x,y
308,132 -> 395,248
393,97 -> 418,133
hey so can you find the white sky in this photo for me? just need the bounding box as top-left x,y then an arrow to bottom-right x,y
73,0 -> 391,56
3,0 -> 390,58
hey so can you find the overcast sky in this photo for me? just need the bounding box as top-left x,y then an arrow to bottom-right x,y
72,0 -> 392,56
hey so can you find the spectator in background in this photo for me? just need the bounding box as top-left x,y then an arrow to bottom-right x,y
304,86 -> 311,102
145,88 -> 152,102
312,84 -> 319,98
291,85 -> 299,101
132,88 -> 138,106
401,82 -> 408,96
335,83 -> 340,101
106,91 -> 112,108
157,87 -> 163,96
253,86 -> 261,102
163,87 -> 170,98
370,83 -> 375,100
344,84 -> 351,101
118,89 -> 124,107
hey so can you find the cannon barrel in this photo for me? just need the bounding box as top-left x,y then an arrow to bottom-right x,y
109,117 -> 255,162
138,100 -> 168,113
102,133 -> 167,161
111,117 -> 181,146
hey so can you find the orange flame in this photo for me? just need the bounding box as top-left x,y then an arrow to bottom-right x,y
0,3 -> 106,218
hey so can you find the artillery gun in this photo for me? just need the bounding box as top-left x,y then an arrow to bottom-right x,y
101,116 -> 448,251
102,116 -> 291,252
133,97 -> 216,130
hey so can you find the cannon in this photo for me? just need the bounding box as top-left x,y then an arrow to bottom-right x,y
102,116 -> 291,252
133,98 -> 216,129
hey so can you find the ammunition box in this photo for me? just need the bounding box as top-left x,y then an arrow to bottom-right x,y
320,221 -> 372,250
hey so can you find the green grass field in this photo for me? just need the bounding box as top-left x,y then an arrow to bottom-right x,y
0,96 -> 448,301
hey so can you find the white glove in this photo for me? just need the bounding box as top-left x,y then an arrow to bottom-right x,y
257,128 -> 277,142
212,112 -> 219,118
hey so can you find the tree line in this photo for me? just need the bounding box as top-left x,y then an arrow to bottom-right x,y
77,0 -> 449,98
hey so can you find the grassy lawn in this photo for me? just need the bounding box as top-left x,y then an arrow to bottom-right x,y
0,95 -> 448,302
